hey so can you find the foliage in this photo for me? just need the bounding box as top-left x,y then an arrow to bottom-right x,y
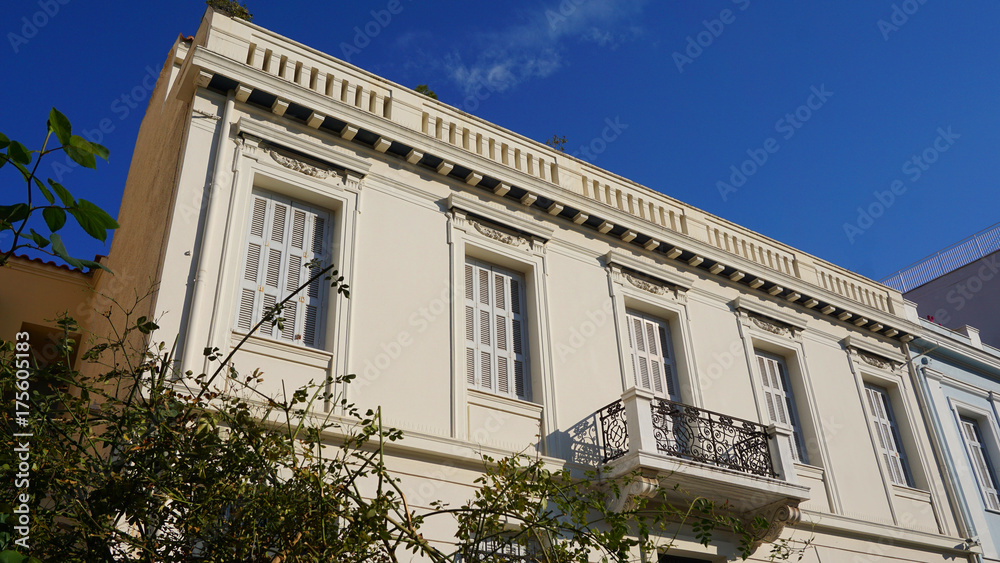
0,263 -> 793,562
543,134 -> 567,152
0,109 -> 117,270
414,84 -> 438,100
206,0 -> 253,21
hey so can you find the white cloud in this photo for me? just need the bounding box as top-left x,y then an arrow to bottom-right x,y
443,0 -> 647,95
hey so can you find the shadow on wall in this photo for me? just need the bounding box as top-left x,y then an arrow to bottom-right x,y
552,408 -> 608,468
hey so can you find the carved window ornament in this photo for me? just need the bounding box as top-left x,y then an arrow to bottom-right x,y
622,270 -> 672,296
261,146 -> 342,181
467,217 -> 529,248
747,312 -> 796,338
858,350 -> 898,371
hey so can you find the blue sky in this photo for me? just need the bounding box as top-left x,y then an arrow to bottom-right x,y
3,0 -> 998,283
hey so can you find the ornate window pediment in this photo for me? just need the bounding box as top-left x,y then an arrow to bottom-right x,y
747,312 -> 796,338
467,217 -> 529,248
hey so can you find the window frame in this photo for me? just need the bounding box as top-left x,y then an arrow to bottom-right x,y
732,300 -> 825,472
447,197 -> 554,445
954,410 -> 1000,512
211,124 -> 365,401
605,254 -> 696,406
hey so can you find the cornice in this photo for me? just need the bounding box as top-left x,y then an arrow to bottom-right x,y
186,42 -> 919,345
448,192 -> 554,241
605,249 -> 693,291
923,367 -> 993,399
841,335 -> 907,368
797,509 -> 967,555
235,115 -> 370,177
731,296 -> 807,331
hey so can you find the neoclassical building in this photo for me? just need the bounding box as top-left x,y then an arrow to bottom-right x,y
98,8 -> 981,561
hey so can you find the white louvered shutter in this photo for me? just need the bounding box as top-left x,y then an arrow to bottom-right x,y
236,194 -> 268,333
235,191 -> 329,348
465,260 -> 529,400
626,311 -> 677,399
865,384 -> 909,486
756,353 -> 807,463
961,417 -> 1000,511
302,210 -> 329,348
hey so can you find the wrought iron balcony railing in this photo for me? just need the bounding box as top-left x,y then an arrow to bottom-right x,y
599,396 -> 776,478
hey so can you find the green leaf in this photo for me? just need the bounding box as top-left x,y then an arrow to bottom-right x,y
48,180 -> 76,207
8,141 -> 30,165
10,160 -> 31,181
35,177 -> 54,204
43,207 -> 66,232
27,229 -> 50,249
91,141 -> 110,161
67,199 -> 118,243
0,550 -> 28,563
49,233 -> 85,269
76,257 -> 112,273
48,107 -> 72,146
0,132 -> 9,149
136,316 -> 159,334
65,135 -> 96,169
0,203 -> 30,224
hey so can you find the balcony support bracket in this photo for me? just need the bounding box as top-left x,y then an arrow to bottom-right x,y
743,502 -> 802,552
606,474 -> 660,513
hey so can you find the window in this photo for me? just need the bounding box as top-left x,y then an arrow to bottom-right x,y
864,384 -> 912,486
755,352 -> 807,463
235,190 -> 330,348
465,259 -> 529,400
626,310 -> 677,399
960,417 -> 1000,511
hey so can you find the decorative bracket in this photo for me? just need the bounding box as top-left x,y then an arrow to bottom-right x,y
607,475 -> 660,513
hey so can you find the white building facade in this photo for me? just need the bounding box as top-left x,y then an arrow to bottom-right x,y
101,9 -> 979,561
907,319 -> 1000,563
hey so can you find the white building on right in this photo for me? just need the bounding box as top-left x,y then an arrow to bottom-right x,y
887,225 -> 1000,562
907,317 -> 1000,563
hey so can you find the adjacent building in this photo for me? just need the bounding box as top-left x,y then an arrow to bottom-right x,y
94,8 -> 982,561
0,255 -> 103,368
906,318 -> 1000,563
882,222 -> 1000,349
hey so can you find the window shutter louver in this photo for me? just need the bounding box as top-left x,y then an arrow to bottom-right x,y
645,320 -> 664,394
237,195 -> 268,332
300,206 -> 328,348
279,206 -> 308,343
465,259 -> 529,400
756,353 -> 807,463
961,418 -> 1000,511
464,263 -> 478,388
234,191 -> 329,348
865,385 -> 909,486
626,311 -> 677,400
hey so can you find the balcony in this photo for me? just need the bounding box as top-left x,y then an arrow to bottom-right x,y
596,388 -> 809,528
